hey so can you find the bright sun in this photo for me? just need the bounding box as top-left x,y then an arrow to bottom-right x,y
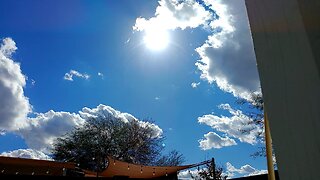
143,29 -> 169,51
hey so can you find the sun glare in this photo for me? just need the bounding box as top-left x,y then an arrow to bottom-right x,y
143,29 -> 169,51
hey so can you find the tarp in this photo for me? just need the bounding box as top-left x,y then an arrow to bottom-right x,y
96,156 -> 193,178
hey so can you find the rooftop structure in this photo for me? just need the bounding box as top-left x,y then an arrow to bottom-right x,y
0,156 -> 208,179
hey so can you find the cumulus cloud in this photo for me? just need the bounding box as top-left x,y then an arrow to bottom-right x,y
179,163 -> 266,179
178,169 -> 200,179
199,131 -> 236,150
0,38 -> 17,56
0,38 -> 31,131
18,111 -> 85,153
1,149 -> 52,160
226,162 -> 267,178
79,104 -> 163,138
134,0 -> 260,99
0,37 -> 163,156
198,104 -> 263,147
191,82 -> 200,88
133,0 -> 212,32
16,104 -> 163,154
16,104 -> 163,153
195,0 -> 260,99
63,69 -> 90,81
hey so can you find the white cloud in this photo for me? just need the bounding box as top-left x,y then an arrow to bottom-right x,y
1,149 -> 52,160
199,131 -> 236,150
179,163 -> 266,179
133,0 -> 212,32
195,0 -> 260,99
0,37 -> 17,56
63,69 -> 90,81
0,38 -> 163,156
97,72 -> 104,79
0,130 -> 5,135
31,79 -> 36,86
18,111 -> 85,153
155,96 -> 160,100
79,104 -> 163,139
191,82 -> 200,88
227,162 -> 255,174
17,104 -> 163,153
17,104 -> 163,154
0,38 -> 31,131
178,169 -> 200,180
133,0 -> 260,99
226,162 -> 267,178
198,104 -> 263,145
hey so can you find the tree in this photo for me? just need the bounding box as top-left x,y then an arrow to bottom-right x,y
237,92 -> 277,163
236,93 -> 266,157
237,92 -> 264,130
155,150 -> 185,166
52,116 -> 184,172
192,158 -> 227,180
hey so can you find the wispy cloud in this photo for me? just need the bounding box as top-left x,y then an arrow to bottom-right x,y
97,72 -> 104,79
191,82 -> 200,88
31,79 -> 36,86
155,96 -> 160,101
63,70 -> 90,81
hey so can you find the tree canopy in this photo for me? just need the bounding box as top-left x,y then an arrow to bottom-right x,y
237,92 -> 265,141
52,116 -> 184,171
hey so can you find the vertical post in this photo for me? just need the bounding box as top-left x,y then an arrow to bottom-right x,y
96,160 -> 99,178
211,158 -> 216,180
264,112 -> 275,180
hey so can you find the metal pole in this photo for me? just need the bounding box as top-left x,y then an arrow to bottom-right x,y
264,112 -> 275,180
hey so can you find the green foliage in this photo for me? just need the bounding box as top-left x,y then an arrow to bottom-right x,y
52,116 -> 184,171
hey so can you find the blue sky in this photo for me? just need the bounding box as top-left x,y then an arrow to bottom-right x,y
0,0 -> 267,178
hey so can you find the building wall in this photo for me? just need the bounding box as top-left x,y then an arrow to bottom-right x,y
245,0 -> 320,179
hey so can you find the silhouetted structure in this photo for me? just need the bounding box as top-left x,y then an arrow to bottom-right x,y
245,0 -> 320,179
0,156 -> 210,179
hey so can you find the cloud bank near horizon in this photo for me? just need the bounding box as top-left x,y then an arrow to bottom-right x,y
0,38 -> 163,155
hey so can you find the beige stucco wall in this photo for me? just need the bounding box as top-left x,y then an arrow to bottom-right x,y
245,0 -> 320,179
